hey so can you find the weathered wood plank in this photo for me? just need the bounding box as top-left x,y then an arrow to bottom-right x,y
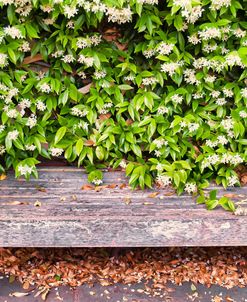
0,167 -> 246,247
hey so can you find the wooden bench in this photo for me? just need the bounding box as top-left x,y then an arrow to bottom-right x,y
0,167 -> 247,247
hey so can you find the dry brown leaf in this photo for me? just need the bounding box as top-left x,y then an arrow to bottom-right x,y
81,184 -> 94,190
84,140 -> 95,146
34,200 -> 41,207
41,289 -> 49,301
3,201 -> 29,205
22,281 -> 30,290
36,186 -> 47,193
23,53 -> 43,64
211,296 -> 223,302
223,193 -> 240,198
78,83 -> 92,94
9,292 -> 29,298
99,113 -> 111,121
0,174 -> 7,181
120,183 -> 127,189
124,196 -> 131,205
148,192 -> 159,198
241,173 -> 247,185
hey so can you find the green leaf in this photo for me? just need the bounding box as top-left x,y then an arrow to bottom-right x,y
55,126 -> 67,145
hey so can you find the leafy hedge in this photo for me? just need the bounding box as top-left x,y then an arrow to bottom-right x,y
0,0 -> 246,195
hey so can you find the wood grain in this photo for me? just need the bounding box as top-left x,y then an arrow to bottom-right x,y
0,167 -> 246,247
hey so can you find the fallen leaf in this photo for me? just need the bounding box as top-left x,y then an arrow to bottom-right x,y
34,200 -> 41,207
211,296 -> 223,302
3,201 -> 29,205
0,174 -> 6,181
41,289 -> 49,301
84,140 -> 95,146
78,83 -> 92,94
23,281 -> 30,290
148,192 -> 159,198
81,184 -> 94,190
9,292 -> 29,298
191,283 -> 197,291
23,53 -> 43,64
36,186 -> 47,193
124,197 -> 131,205
224,193 -> 240,198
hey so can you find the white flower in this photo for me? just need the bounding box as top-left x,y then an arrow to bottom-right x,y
143,49 -> 156,58
173,0 -> 192,9
239,111 -> 247,118
216,98 -> 227,106
137,0 -> 158,4
90,35 -> 102,46
26,114 -> 37,128
52,50 -> 64,58
19,98 -> 31,109
153,138 -> 168,149
142,77 -> 158,85
6,108 -> 18,118
39,83 -> 51,93
205,75 -> 216,83
188,35 -> 201,45
170,94 -> 183,104
193,92 -> 204,99
4,26 -> 23,39
0,53 -> 8,68
227,175 -> 239,187
217,135 -> 228,145
241,88 -> 247,98
222,88 -> 233,97
188,122 -> 199,132
78,55 -> 94,67
63,5 -> 78,18
8,130 -> 19,141
50,147 -> 63,157
156,175 -> 171,187
18,41 -> 30,52
198,27 -> 221,40
18,165 -> 34,176
76,38 -> 90,49
43,18 -> 55,25
181,6 -> 204,24
36,100 -> 46,111
225,53 -> 244,67
92,178 -> 103,185
156,42 -> 174,56
119,160 -> 127,168
71,107 -> 88,117
211,90 -> 221,98
124,75 -> 135,81
221,117 -> 234,131
26,144 -> 36,151
67,21 -> 74,29
183,69 -> 200,85
157,106 -> 169,114
154,150 -> 162,157
184,182 -> 197,194
205,139 -> 218,148
94,70 -> 106,79
78,71 -> 86,79
0,145 -> 5,155
233,28 -> 246,38
62,54 -> 75,63
106,6 -> 132,24
0,125 -> 6,133
210,0 -> 231,10
161,62 -> 181,76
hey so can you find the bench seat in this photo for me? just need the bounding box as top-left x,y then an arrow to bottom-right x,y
0,167 -> 247,247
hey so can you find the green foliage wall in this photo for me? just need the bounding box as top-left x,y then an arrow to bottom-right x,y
0,0 -> 246,193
